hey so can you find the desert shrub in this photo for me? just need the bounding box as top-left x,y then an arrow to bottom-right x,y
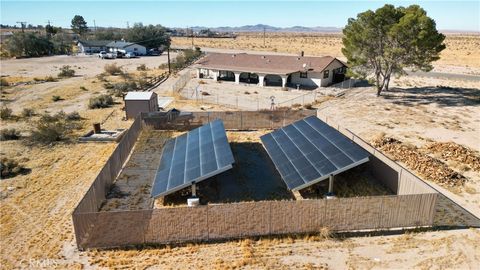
30,112 -> 80,144
201,91 -> 210,96
304,103 -> 313,109
57,65 -> 76,78
65,111 -> 81,121
88,94 -> 114,109
108,82 -> 137,97
103,82 -> 114,89
96,73 -> 108,82
33,77 -> 43,82
0,129 -> 20,141
80,86 -> 88,91
137,64 -> 147,71
104,63 -> 123,75
0,158 -> 25,178
170,48 -> 203,71
244,91 -> 250,95
21,108 -> 35,117
0,107 -> 13,119
52,95 -> 62,102
136,77 -> 151,90
0,78 -> 9,87
198,80 -> 207,84
45,76 -> 57,82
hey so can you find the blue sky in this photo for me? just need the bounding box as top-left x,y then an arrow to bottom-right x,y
1,1 -> 479,31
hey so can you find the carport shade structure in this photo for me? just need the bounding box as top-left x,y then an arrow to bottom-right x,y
260,116 -> 370,191
151,119 -> 235,198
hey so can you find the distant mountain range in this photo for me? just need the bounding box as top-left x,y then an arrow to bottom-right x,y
178,24 -> 343,33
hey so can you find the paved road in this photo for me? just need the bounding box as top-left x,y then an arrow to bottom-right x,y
407,70 -> 480,82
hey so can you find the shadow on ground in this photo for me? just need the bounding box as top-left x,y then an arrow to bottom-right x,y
382,86 -> 480,107
433,193 -> 480,229
163,142 -> 294,205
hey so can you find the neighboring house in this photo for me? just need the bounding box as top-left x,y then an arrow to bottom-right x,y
77,40 -> 111,54
106,41 -> 147,55
124,92 -> 158,119
194,53 -> 348,88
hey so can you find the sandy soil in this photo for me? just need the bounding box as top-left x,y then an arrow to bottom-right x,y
0,35 -> 479,269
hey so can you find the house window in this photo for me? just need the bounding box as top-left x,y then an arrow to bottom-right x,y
300,72 -> 307,78
323,70 -> 329,79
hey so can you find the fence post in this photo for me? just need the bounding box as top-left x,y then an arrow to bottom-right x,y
240,111 -> 243,130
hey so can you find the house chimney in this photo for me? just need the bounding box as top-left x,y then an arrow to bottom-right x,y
300,51 -> 304,57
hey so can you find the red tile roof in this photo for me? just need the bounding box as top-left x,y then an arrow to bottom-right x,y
194,53 -> 345,75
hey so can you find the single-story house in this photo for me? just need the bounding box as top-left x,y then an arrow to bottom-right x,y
194,53 -> 348,88
107,41 -> 147,56
77,40 -> 111,54
124,91 -> 158,119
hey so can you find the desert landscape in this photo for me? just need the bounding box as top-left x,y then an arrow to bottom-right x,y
1,31 -> 479,269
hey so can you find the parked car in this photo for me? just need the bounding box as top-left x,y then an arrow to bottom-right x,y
116,51 -> 125,58
98,51 -> 107,59
125,52 -> 137,58
148,49 -> 162,56
99,51 -> 117,59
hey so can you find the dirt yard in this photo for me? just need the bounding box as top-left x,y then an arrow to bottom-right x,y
0,33 -> 479,269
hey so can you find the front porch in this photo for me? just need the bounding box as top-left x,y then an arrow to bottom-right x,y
197,68 -> 289,88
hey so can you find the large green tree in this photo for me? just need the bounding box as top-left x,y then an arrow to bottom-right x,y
4,32 -> 53,57
94,28 -> 125,40
124,23 -> 170,49
342,4 -> 446,96
71,15 -> 88,36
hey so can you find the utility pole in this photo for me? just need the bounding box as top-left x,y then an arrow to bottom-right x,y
45,20 -> 51,36
191,27 -> 194,48
93,20 -> 97,32
16,21 -> 27,32
167,46 -> 171,74
263,26 -> 266,47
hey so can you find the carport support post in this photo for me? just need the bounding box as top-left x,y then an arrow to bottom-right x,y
234,72 -> 240,84
328,174 -> 334,193
192,182 -> 197,197
258,74 -> 265,87
281,75 -> 287,88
